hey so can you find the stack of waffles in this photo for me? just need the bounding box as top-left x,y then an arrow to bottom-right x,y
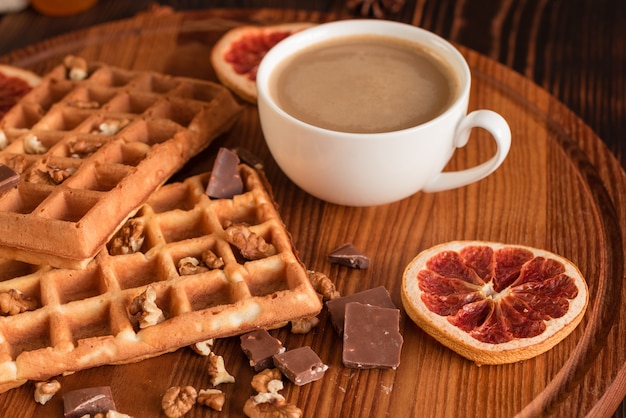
0,58 -> 322,393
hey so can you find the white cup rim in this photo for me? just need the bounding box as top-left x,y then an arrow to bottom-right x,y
256,19 -> 471,138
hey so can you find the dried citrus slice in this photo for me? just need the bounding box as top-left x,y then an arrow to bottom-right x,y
211,22 -> 315,103
401,241 -> 589,364
0,64 -> 40,119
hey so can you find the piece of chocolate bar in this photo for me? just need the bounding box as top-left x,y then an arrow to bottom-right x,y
240,329 -> 285,371
343,302 -> 403,369
327,243 -> 370,269
0,164 -> 19,195
232,147 -> 264,171
63,386 -> 117,418
326,286 -> 396,335
273,346 -> 328,386
206,147 -> 243,199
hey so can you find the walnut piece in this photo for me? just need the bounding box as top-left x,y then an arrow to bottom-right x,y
64,55 -> 88,80
0,289 -> 37,315
243,396 -> 302,418
23,134 -> 47,154
178,250 -> 224,275
5,155 -> 27,174
307,271 -> 340,300
93,412 -> 133,418
197,388 -> 225,411
224,225 -> 277,260
97,118 -> 130,136
68,139 -> 104,158
202,249 -> 225,269
66,99 -> 100,109
104,412 -> 133,418
28,163 -> 76,185
129,285 -> 164,328
0,130 -> 7,150
251,368 -> 283,393
162,386 -> 197,418
208,352 -> 235,386
178,256 -> 209,276
33,380 -> 61,405
109,219 -> 145,255
190,338 -> 214,356
290,316 -> 320,334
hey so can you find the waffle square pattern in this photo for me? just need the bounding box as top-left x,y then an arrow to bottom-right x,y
0,164 -> 322,393
0,57 -> 241,269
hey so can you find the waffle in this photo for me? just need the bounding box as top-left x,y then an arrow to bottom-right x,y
0,163 -> 322,393
0,57 -> 241,269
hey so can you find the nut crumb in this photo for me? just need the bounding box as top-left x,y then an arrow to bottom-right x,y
68,139 -> 104,158
161,386 -> 197,418
0,289 -> 37,315
0,130 -> 7,150
190,339 -> 214,356
66,99 -> 100,109
208,352 -> 235,386
224,225 -> 277,260
109,219 -> 145,255
129,285 -> 164,328
290,316 -> 320,334
307,271 -> 340,300
33,380 -> 60,405
251,368 -> 282,393
197,388 -> 225,411
64,55 -> 88,80
97,118 -> 130,136
243,396 -> 302,418
93,412 -> 133,418
105,412 -> 133,418
202,249 -> 225,269
23,134 -> 47,154
178,256 -> 209,276
28,163 -> 76,185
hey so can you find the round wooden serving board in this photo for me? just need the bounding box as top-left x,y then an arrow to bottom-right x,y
0,8 -> 624,418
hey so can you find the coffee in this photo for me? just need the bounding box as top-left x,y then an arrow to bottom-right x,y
270,35 -> 460,133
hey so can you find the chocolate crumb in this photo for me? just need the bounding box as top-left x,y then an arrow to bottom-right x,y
328,243 -> 370,269
232,147 -> 264,171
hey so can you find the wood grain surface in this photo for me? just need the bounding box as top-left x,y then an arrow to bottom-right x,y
0,3 -> 624,418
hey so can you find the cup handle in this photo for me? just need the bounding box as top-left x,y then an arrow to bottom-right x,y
422,109 -> 511,192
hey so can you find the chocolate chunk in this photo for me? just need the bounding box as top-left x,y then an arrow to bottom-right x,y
0,164 -> 19,195
240,329 -> 285,371
232,147 -> 264,171
206,147 -> 243,199
326,286 -> 396,335
343,302 -> 403,369
273,346 -> 328,386
328,243 -> 370,269
63,386 -> 116,418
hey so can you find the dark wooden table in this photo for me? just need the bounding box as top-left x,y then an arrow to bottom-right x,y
0,1 -> 624,417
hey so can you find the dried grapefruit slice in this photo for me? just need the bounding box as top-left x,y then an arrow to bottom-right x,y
401,241 -> 589,364
211,22 -> 315,103
0,64 -> 40,119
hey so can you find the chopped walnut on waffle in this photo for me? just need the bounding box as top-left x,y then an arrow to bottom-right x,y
0,161 -> 321,393
0,56 -> 241,269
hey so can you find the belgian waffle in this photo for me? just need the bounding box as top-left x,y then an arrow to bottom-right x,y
0,164 -> 322,393
0,57 -> 241,269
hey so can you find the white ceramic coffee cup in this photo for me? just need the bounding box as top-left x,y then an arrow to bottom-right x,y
257,20 -> 511,207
